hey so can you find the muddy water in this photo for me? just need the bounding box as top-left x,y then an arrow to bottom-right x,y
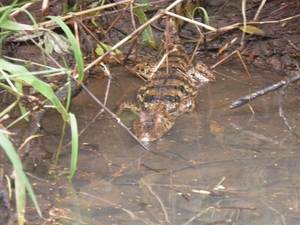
30,64 -> 300,224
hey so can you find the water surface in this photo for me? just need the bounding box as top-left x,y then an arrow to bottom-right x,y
31,64 -> 300,224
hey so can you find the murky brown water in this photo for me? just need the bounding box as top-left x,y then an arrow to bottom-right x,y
26,64 -> 300,224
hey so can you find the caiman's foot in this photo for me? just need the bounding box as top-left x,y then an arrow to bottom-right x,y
187,61 -> 216,84
116,102 -> 141,115
133,56 -> 157,80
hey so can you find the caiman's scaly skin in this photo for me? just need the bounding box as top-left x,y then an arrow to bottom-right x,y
118,12 -> 216,142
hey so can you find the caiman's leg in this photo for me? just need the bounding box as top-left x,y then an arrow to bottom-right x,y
177,97 -> 196,115
116,102 -> 141,115
187,61 -> 216,84
133,56 -> 157,80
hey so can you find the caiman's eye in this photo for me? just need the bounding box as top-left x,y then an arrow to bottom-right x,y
144,122 -> 154,130
145,115 -> 154,122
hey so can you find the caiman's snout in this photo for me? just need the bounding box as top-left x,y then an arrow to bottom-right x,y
133,110 -> 174,142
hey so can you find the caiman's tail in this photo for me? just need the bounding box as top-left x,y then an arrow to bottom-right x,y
165,0 -> 204,44
173,0 -> 204,29
164,16 -> 181,46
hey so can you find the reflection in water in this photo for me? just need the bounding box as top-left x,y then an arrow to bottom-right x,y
28,66 -> 300,224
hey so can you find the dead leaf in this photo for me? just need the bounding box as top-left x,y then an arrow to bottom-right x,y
210,121 -> 222,133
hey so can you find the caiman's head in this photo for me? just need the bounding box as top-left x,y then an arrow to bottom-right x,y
133,107 -> 175,142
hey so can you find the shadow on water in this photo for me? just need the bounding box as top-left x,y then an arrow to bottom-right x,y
30,65 -> 300,224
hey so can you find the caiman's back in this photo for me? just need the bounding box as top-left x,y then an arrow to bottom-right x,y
133,16 -> 215,142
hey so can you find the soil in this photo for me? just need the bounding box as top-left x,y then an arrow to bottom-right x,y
1,0 -> 299,77
204,0 -> 300,76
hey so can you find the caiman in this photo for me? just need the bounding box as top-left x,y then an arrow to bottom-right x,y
118,2 -> 216,142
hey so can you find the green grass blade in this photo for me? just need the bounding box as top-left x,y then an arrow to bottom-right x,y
0,59 -> 69,122
15,165 -> 26,225
0,100 -> 19,119
142,0 -> 150,11
0,132 -> 42,217
0,0 -> 18,25
192,7 -> 210,25
0,5 -> 12,13
0,0 -> 40,15
95,42 -> 122,56
133,6 -> 157,49
0,19 -> 36,30
47,16 -> 84,83
15,81 -> 29,122
68,113 -> 78,179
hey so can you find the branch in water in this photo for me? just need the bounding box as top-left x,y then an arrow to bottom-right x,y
230,74 -> 300,109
